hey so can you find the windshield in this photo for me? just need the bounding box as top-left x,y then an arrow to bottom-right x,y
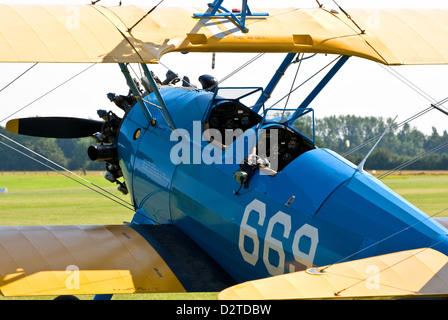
261,107 -> 315,145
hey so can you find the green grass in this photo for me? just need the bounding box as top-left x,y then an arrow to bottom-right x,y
0,171 -> 447,300
0,171 -> 217,300
379,173 -> 448,216
0,171 -> 133,225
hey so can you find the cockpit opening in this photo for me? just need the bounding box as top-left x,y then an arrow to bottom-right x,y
203,87 -> 316,176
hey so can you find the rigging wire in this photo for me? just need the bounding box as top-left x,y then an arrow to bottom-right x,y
378,63 -> 447,108
0,139 -> 135,212
0,61 -> 137,211
127,0 -> 164,32
319,205 -> 448,275
156,53 -> 266,90
317,65 -> 448,288
127,63 -> 174,126
377,141 -> 448,180
283,53 -> 304,110
0,63 -> 96,124
342,106 -> 433,157
0,132 -> 135,210
217,53 -> 265,85
270,55 -> 342,109
343,60 -> 448,158
333,240 -> 448,297
0,63 -> 38,94
332,0 -> 365,34
343,97 -> 448,158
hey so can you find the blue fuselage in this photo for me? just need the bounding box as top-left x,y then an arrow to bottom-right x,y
117,87 -> 448,283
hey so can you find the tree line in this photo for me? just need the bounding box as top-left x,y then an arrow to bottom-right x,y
0,126 -> 103,172
311,115 -> 448,170
1,115 -> 447,171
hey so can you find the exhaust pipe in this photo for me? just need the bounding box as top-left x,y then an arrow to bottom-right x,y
88,145 -> 117,162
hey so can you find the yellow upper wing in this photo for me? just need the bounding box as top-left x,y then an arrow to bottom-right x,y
0,4 -> 448,65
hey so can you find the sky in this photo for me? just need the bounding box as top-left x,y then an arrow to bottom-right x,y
0,0 -> 447,135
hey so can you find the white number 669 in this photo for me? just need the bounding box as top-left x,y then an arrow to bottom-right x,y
238,199 -> 319,276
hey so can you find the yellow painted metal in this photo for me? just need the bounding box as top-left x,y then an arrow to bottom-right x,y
5,119 -> 18,134
0,225 -> 185,296
218,248 -> 448,300
0,5 -> 448,65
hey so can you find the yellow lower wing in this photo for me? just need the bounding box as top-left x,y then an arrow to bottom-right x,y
219,248 -> 448,300
0,225 -> 185,296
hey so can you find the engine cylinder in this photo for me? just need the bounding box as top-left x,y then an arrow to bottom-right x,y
88,145 -> 117,162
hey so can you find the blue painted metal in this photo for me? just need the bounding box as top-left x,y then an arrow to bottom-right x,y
119,87 -> 215,224
254,53 -> 297,113
115,79 -> 448,285
193,0 -> 269,33
288,55 -> 350,123
93,294 -> 113,300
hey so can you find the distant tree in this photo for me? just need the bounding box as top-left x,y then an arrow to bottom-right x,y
1,126 -> 67,171
2,114 -> 447,171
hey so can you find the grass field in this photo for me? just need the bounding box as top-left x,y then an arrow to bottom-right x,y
0,171 -> 217,300
379,172 -> 448,216
0,170 -> 447,300
0,171 -> 132,226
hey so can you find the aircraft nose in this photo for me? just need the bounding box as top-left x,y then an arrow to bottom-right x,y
315,171 -> 448,260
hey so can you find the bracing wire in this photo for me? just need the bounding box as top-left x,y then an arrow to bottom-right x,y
0,61 -> 137,211
333,240 -> 447,297
378,64 -> 444,106
0,139 -> 135,212
283,53 -> 303,110
377,141 -> 448,179
127,0 -> 164,32
218,53 -> 265,85
0,63 -> 38,94
343,106 -> 434,157
0,63 -> 96,124
0,132 -> 134,209
319,206 -> 448,275
315,64 -> 448,287
343,60 -> 448,158
157,53 -> 266,88
270,55 -> 342,109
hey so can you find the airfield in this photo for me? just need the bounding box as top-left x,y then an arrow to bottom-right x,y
0,170 -> 446,300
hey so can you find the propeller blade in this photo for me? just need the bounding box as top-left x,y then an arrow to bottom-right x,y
5,117 -> 104,138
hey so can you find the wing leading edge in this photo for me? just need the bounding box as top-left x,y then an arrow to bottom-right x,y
0,5 -> 448,65
0,225 -> 234,297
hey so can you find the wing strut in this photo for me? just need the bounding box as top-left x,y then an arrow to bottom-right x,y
140,63 -> 176,131
288,55 -> 350,123
118,63 -> 155,125
193,0 -> 269,33
253,53 -> 297,113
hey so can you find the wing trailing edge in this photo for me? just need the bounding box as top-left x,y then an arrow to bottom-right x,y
0,5 -> 448,65
218,248 -> 448,300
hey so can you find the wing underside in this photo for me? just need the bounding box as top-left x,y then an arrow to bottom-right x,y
0,224 -> 234,297
0,5 -> 447,65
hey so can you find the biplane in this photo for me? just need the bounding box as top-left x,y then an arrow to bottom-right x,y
1,0 -> 448,300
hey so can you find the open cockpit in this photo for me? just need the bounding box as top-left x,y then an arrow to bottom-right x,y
202,87 -> 316,174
